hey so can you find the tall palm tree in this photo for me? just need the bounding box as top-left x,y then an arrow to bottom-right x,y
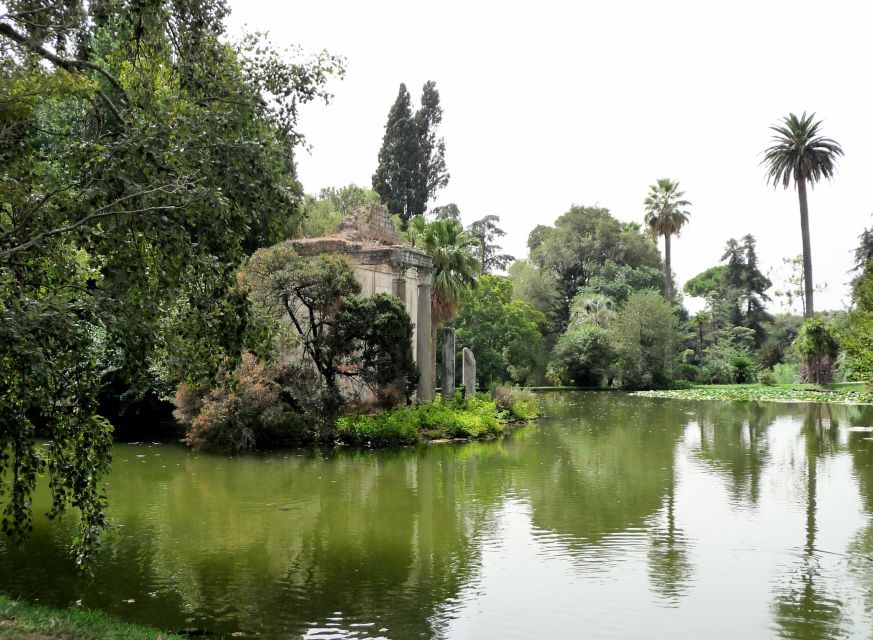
762,112 -> 843,317
644,178 -> 691,303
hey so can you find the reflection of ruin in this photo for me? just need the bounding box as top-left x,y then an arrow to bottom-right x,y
293,205 -> 435,400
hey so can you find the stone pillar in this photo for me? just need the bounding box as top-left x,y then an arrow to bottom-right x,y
391,262 -> 407,301
416,267 -> 434,403
462,347 -> 476,398
441,328 -> 456,400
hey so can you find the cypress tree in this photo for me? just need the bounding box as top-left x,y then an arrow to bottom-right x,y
372,84 -> 423,225
373,81 -> 450,226
416,81 -> 449,205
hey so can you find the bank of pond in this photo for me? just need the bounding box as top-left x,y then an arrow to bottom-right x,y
4,391 -> 873,639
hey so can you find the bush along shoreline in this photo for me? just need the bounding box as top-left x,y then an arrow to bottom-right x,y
336,388 -> 540,448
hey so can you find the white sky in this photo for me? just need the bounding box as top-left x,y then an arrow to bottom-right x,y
227,0 -> 873,313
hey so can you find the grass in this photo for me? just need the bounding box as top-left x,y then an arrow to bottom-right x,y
336,390 -> 541,447
632,382 -> 873,405
0,595 -> 183,640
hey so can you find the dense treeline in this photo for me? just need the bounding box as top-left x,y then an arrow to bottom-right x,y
1,0 -> 341,556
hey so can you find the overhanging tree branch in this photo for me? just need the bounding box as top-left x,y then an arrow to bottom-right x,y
0,21 -> 127,123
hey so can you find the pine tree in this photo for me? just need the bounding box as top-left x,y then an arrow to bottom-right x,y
372,84 -> 423,225
416,81 -> 449,205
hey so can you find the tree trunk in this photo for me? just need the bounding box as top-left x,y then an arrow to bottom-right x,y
797,178 -> 814,317
664,233 -> 673,302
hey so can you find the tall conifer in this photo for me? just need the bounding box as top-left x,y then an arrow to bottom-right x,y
373,81 -> 450,226
372,84 -> 422,224
416,81 -> 449,205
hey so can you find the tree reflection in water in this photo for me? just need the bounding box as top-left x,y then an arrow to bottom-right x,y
771,404 -> 847,640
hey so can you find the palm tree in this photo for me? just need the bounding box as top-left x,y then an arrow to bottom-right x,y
644,179 -> 691,303
407,218 -> 479,394
420,218 -> 479,327
762,112 -> 843,317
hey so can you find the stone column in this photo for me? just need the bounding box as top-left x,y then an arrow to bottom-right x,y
441,328 -> 456,400
416,267 -> 434,403
391,262 -> 407,301
462,347 -> 476,397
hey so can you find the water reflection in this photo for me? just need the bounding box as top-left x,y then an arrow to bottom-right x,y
771,405 -> 847,640
1,394 -> 873,639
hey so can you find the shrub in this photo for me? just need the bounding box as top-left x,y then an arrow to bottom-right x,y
493,386 -> 541,421
772,363 -> 800,384
175,353 -> 311,452
336,411 -> 420,447
551,319 -> 614,386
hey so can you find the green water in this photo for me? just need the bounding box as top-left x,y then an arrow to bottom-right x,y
3,393 -> 873,639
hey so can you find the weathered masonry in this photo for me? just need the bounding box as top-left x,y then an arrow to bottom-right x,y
293,205 -> 435,401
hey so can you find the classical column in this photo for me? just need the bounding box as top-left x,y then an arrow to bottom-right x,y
391,262 -> 407,301
462,347 -> 476,397
441,327 -> 456,400
416,267 -> 434,403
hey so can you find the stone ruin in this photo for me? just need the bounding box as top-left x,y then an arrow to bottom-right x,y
293,204 -> 436,402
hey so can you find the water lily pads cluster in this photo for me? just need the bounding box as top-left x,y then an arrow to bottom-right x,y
631,386 -> 873,405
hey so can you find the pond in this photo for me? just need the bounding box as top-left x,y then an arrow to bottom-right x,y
3,392 -> 873,639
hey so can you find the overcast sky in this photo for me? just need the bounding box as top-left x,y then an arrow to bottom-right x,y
228,0 -> 872,313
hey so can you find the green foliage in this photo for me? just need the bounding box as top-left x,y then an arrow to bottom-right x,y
0,0 -> 342,555
684,266 -> 727,298
451,275 -> 545,387
609,290 -> 679,389
336,392 -> 509,446
300,184 -> 380,237
551,319 -> 614,386
698,335 -> 758,384
372,81 -> 448,224
407,216 -> 479,326
493,386 -> 541,421
467,215 -> 514,273
528,205 -> 662,331
242,244 -> 417,419
795,318 -> 840,385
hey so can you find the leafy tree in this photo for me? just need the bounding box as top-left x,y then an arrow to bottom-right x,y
451,275 -> 546,386
585,262 -> 664,306
431,203 -> 462,220
609,290 -> 679,389
685,235 -> 771,345
242,244 -> 417,415
372,84 -> 422,224
0,0 -> 340,556
851,221 -> 873,296
762,112 -> 843,317
684,266 -> 728,299
551,319 -> 614,386
415,81 -> 449,204
467,214 -> 514,273
643,179 -> 691,302
842,268 -> 873,387
529,205 -> 661,330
